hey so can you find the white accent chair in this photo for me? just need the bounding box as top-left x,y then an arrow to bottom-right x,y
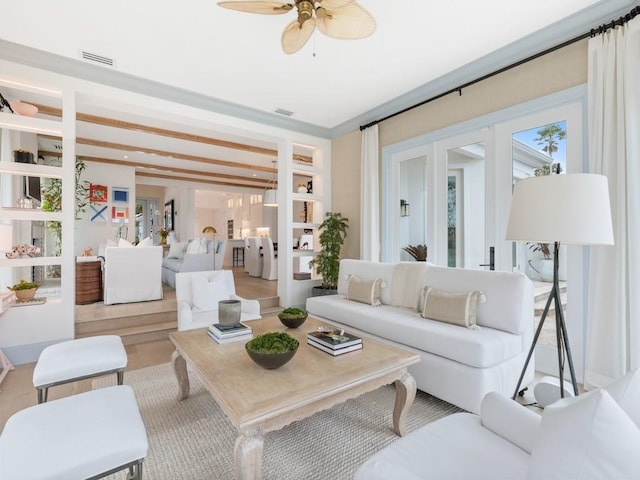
246,237 -> 264,278
32,335 -> 127,403
176,270 -> 261,331
0,385 -> 148,480
356,370 -> 640,480
103,245 -> 163,305
261,237 -> 277,280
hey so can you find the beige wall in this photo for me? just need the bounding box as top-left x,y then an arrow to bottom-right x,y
332,40 -> 589,259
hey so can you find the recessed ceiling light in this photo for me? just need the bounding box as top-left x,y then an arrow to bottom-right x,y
123,155 -> 128,159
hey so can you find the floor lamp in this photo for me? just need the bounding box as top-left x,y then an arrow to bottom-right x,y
506,173 -> 614,401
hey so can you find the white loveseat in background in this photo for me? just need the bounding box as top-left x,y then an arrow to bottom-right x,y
306,259 -> 534,414
103,245 -> 163,305
162,239 -> 226,288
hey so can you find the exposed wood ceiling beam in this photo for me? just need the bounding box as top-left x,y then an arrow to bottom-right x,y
32,103 -> 313,164
136,171 -> 269,190
38,150 -> 275,188
40,134 -> 277,174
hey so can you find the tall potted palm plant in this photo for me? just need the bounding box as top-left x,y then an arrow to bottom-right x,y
310,212 -> 348,296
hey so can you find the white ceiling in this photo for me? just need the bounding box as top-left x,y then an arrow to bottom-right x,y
0,0 -> 635,192
1,0 -> 633,133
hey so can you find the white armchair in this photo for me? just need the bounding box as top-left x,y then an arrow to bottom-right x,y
103,245 -> 163,305
175,270 -> 261,331
356,370 -> 640,479
261,237 -> 277,281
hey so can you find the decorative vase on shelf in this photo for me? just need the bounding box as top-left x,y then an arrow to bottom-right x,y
297,183 -> 308,193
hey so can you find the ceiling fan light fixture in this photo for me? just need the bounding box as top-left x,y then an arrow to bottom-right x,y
217,0 -> 376,54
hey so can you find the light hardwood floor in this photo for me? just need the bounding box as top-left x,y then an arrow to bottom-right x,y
0,267 -> 278,429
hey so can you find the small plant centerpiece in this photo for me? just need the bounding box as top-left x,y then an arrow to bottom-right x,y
8,279 -> 39,302
278,307 -> 308,329
245,332 -> 299,369
310,212 -> 349,296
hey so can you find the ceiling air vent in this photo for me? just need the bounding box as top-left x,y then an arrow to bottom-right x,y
274,108 -> 294,117
81,51 -> 114,67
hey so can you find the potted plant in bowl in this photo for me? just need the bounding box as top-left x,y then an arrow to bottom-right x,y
8,279 -> 39,302
278,307 -> 308,328
245,332 -> 299,369
310,212 -> 348,297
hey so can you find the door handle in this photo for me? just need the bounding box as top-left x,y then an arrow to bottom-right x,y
479,246 -> 495,270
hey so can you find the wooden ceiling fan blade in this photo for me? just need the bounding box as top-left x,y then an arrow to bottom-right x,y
316,2 -> 375,39
217,1 -> 293,15
281,18 -> 316,54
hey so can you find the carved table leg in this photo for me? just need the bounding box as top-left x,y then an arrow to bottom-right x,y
393,372 -> 417,436
234,427 -> 264,480
171,349 -> 190,400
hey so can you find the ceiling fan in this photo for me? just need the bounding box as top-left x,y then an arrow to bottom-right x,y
217,0 -> 376,54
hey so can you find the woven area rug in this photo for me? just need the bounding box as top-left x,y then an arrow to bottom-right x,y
96,363 -> 462,479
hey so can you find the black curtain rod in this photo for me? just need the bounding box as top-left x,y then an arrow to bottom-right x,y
360,5 -> 640,131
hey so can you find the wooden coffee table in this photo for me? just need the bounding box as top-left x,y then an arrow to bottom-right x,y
169,315 -> 420,480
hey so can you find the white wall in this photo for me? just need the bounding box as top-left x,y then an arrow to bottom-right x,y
75,161 -> 136,256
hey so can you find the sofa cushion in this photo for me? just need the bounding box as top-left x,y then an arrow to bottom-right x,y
186,237 -> 207,254
118,238 -> 133,247
390,262 -> 427,310
527,390 -> 640,479
603,368 -> 640,428
422,264 -> 532,335
420,286 -> 485,329
137,236 -> 152,247
191,274 -> 230,312
337,260 -> 397,306
167,241 -> 187,259
306,295 -> 522,368
346,274 -> 385,306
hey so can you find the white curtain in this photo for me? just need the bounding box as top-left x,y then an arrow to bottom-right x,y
585,18 -> 640,388
360,124 -> 380,261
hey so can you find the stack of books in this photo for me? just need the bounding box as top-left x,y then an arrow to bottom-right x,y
307,328 -> 363,356
208,322 -> 253,344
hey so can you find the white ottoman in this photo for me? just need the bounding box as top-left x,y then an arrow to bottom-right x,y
0,385 -> 148,480
33,335 -> 127,403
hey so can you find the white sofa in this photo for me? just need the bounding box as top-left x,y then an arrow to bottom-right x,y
355,369 -> 640,479
175,270 -> 261,331
306,259 -> 534,414
162,239 -> 226,288
103,245 -> 163,305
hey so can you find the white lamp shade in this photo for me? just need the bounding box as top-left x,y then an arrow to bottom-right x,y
506,173 -> 614,245
263,189 -> 277,207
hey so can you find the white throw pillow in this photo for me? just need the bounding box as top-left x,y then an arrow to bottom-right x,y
191,274 -> 231,312
603,368 -> 640,428
186,237 -> 207,254
527,390 -> 640,479
167,241 -> 187,259
118,238 -> 133,247
137,236 -> 152,247
106,238 -> 117,247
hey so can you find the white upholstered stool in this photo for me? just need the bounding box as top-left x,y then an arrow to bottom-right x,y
33,335 -> 127,403
0,385 -> 148,480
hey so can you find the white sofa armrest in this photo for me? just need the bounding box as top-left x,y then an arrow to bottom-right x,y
230,294 -> 260,316
177,299 -> 194,331
480,391 -> 541,454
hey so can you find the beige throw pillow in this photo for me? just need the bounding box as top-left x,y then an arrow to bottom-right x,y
420,286 -> 485,328
346,274 -> 386,306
